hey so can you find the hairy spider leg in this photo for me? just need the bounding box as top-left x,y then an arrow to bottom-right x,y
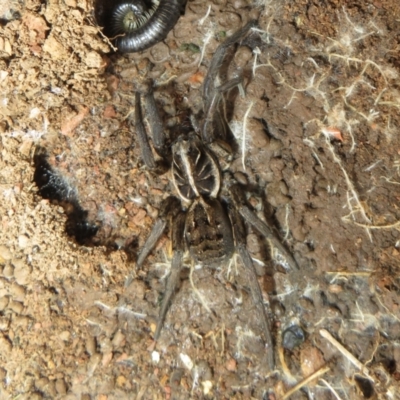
228,202 -> 275,372
201,19 -> 256,143
134,92 -> 157,169
125,196 -> 180,287
125,195 -> 186,341
133,86 -> 168,169
154,211 -> 185,340
202,20 -> 257,101
228,182 -> 300,272
202,76 -> 243,143
143,89 -> 165,157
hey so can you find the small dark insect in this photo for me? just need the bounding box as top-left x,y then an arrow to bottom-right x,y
129,21 -> 299,371
97,0 -> 186,53
282,325 -> 305,350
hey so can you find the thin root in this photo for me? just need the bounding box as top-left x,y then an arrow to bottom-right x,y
189,265 -> 212,314
281,365 -> 331,400
319,329 -> 374,382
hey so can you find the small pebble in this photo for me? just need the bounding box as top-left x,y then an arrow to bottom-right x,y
101,351 -> 113,367
0,297 -> 9,311
8,300 -> 24,314
0,246 -> 12,261
98,336 -> 112,353
328,284 -> 343,293
85,336 -> 96,356
225,357 -> 237,372
116,375 -> 127,387
84,51 -> 103,69
59,331 -> 71,342
202,380 -> 213,395
55,378 -> 67,394
30,393 -> 43,400
35,377 -> 50,392
180,353 -> 193,371
132,209 -> 147,225
300,345 -> 325,384
10,283 -> 26,302
18,234 -> 30,249
2,264 -> 14,279
111,330 -> 125,348
12,316 -> 30,330
13,259 -> 31,286
0,316 -> 10,331
0,335 -> 12,354
152,351 -> 160,364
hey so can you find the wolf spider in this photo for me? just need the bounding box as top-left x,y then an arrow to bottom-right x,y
130,21 -> 298,371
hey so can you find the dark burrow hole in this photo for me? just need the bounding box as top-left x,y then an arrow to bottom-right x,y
33,147 -> 99,246
354,375 -> 375,399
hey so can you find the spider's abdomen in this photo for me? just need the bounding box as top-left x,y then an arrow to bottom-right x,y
172,134 -> 221,203
185,197 -> 234,266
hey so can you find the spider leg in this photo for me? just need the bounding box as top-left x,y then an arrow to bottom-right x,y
228,203 -> 275,372
143,89 -> 166,158
229,183 -> 299,271
202,76 -> 242,143
202,19 -> 257,101
136,218 -> 167,269
154,211 -> 186,340
201,19 -> 257,143
134,92 -> 157,169
125,196 -> 181,287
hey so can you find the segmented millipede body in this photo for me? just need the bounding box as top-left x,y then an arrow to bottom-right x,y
107,0 -> 186,53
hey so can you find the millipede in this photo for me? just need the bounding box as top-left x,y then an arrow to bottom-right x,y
96,0 -> 186,53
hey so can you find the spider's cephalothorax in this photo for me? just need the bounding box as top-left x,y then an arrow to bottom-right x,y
172,134 -> 234,265
128,21 -> 299,372
172,134 -> 221,201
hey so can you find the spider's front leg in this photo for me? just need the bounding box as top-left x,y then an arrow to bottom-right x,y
201,19 -> 257,143
202,20 -> 257,101
133,83 -> 167,170
227,203 -> 275,372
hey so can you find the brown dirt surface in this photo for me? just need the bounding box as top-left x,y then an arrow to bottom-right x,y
1,0 -> 400,398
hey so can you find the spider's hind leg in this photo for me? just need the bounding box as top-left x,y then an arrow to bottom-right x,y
125,195 -> 185,340
125,196 -> 180,287
154,211 -> 185,340
227,202 -> 275,372
228,182 -> 299,272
